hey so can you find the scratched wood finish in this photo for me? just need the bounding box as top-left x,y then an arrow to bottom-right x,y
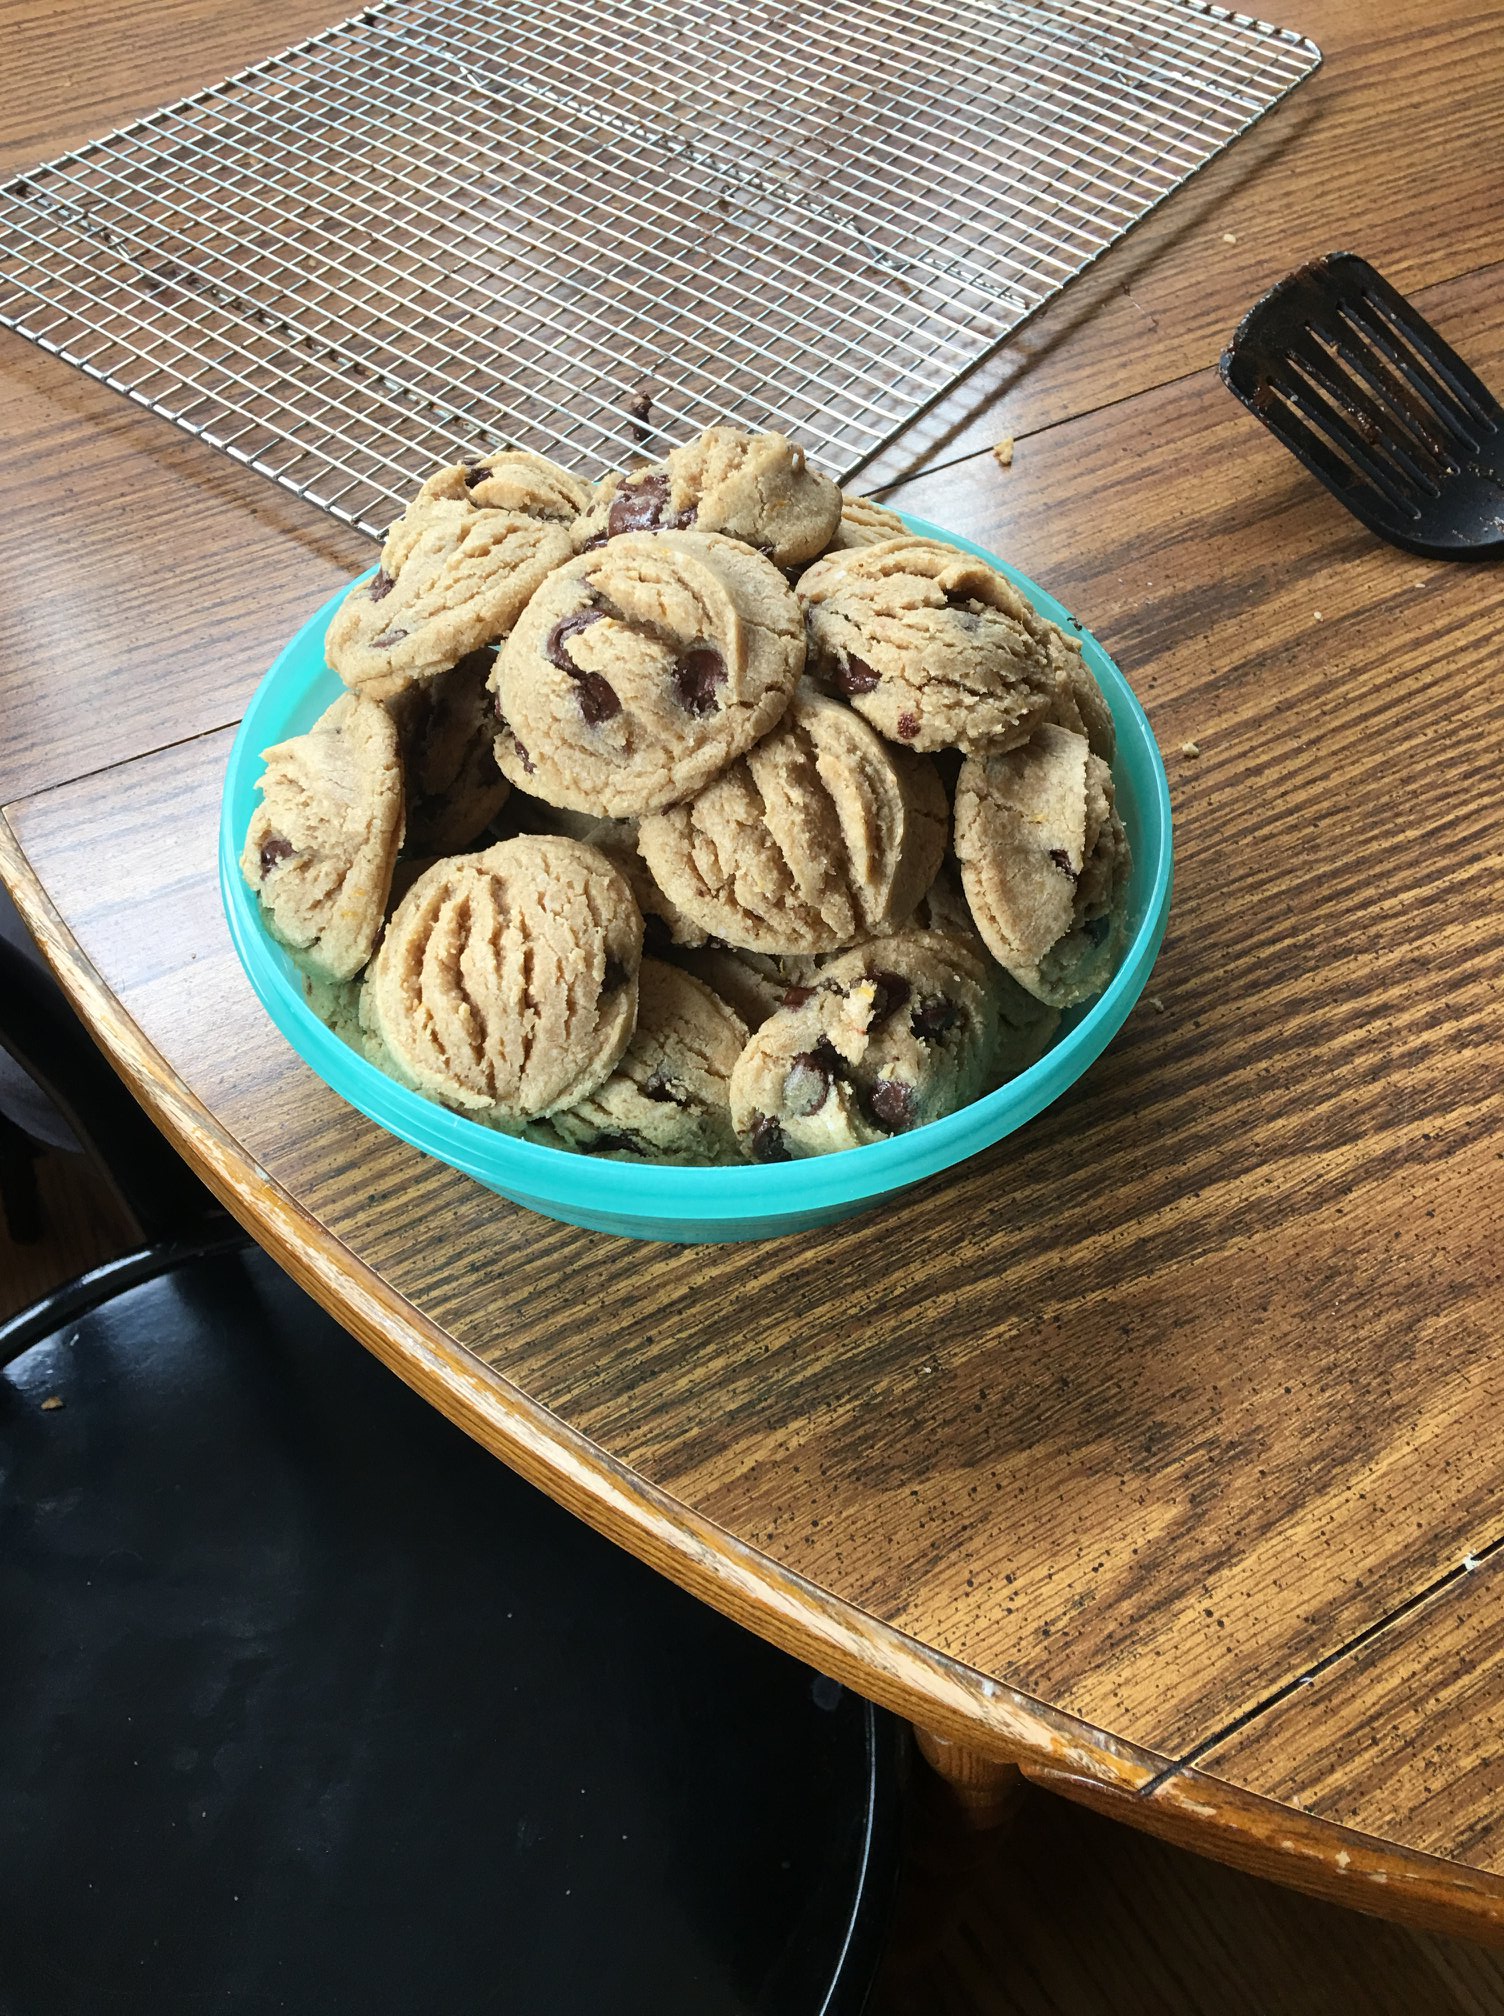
860,0 -> 1504,483
8,820 -> 1504,1950
7,242 -> 1504,1901
3,0 -> 1500,800
0,0 -> 343,177
0,340 -> 370,804
6,0 -> 1504,1944
14,1149 -> 1504,2004
0,0 -> 378,804
1198,1554 -> 1504,1866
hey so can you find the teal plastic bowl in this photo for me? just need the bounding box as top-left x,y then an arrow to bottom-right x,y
220,516 -> 1172,1242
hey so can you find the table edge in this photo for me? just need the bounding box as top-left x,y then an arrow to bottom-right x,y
6,812 -> 1504,1944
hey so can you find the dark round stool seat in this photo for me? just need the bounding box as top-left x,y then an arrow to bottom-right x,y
0,1244 -> 898,2016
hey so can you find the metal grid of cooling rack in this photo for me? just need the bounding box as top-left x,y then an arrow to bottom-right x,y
0,0 -> 1318,540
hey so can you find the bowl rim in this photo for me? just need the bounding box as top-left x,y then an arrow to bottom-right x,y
219,512 -> 1173,1224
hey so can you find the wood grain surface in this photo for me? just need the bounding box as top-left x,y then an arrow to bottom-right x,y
859,0 -> 1504,484
19,1143 -> 1504,2011
5,0 -> 1504,1947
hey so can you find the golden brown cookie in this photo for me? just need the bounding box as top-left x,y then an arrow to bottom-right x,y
667,946 -> 815,1031
490,530 -> 805,817
729,931 -> 1003,1160
547,814 -> 707,949
579,426 -> 841,567
799,535 -> 1059,754
1041,625 -> 1116,763
360,836 -> 643,1123
548,959 -> 747,1163
326,450 -> 586,702
396,449 -> 591,532
954,725 -> 1131,1007
823,492 -> 907,552
638,687 -> 947,954
240,692 -> 404,983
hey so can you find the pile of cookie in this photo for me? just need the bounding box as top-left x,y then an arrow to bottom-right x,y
240,425 -> 1131,1166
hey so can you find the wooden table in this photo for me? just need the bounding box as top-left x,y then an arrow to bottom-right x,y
5,0 -> 1504,1947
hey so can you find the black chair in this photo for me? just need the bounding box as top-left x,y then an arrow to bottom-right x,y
0,930 -> 902,2016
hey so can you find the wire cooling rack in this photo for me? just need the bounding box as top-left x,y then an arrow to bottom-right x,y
0,0 -> 1318,539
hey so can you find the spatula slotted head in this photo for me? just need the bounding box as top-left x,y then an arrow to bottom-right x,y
1221,251 -> 1504,558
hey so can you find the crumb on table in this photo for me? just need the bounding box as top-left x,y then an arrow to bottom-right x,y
992,436 -> 1014,469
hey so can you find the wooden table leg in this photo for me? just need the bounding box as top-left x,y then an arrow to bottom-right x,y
912,1725 -> 1024,1829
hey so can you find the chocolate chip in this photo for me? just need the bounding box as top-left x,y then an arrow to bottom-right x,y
867,1077 -> 918,1133
575,670 -> 621,725
372,628 -> 408,648
463,460 -> 492,487
896,709 -> 920,740
258,835 -> 294,877
607,469 -> 672,537
673,644 -> 726,716
506,733 -> 535,776
749,1113 -> 792,1162
602,956 -> 631,993
910,994 -> 958,1041
784,1049 -> 835,1117
545,606 -> 605,672
642,1068 -> 686,1106
368,569 -> 394,602
834,653 -> 880,696
1084,914 -> 1111,946
1048,847 -> 1080,881
781,984 -> 815,1010
865,969 -> 911,1030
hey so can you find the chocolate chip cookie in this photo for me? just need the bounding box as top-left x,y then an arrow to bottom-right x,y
401,448 -> 591,529
667,946 -> 808,1031
1042,625 -> 1116,763
326,454 -> 586,702
823,492 -> 907,552
360,835 -> 643,1123
729,930 -> 1003,1160
638,687 -> 948,954
578,427 -> 841,567
240,692 -> 404,983
800,535 -> 1059,754
490,530 -> 805,817
954,724 -> 1131,1006
549,958 -> 747,1163
565,816 -> 709,949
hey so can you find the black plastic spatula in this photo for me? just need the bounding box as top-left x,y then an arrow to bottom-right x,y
1220,250 -> 1504,558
